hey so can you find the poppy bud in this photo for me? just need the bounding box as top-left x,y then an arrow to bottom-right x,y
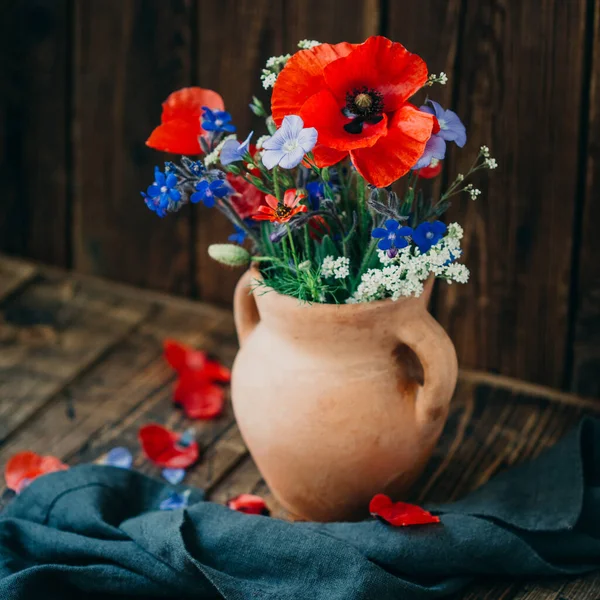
208,244 -> 251,267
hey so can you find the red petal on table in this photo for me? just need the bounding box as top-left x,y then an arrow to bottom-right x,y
138,424 -> 199,468
5,451 -> 68,492
227,494 -> 270,516
163,339 -> 230,382
369,494 -> 440,527
174,372 -> 225,420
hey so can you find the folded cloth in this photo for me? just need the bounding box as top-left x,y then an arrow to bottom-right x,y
1,419 -> 600,600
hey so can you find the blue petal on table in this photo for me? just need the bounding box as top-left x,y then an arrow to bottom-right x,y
162,468 -> 185,485
103,447 -> 133,469
159,490 -> 191,511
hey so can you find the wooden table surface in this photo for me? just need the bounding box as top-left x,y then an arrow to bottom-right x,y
0,254 -> 598,599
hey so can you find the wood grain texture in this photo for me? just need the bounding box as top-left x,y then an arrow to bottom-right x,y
195,0 -> 284,305
72,0 -> 193,294
571,0 -> 600,398
436,0 -> 588,388
0,256 -> 37,301
0,270 -> 153,442
0,0 -> 69,265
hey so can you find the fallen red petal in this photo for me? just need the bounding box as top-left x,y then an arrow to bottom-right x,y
164,340 -> 230,382
138,424 -> 199,468
369,493 -> 440,527
227,493 -> 270,516
5,451 -> 68,492
174,372 -> 225,420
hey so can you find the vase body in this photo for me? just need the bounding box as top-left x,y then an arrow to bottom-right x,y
231,270 -> 458,522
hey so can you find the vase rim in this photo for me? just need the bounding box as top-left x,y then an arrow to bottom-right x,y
248,266 -> 433,316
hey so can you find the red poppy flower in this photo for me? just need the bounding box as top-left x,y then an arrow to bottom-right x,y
227,493 -> 270,516
272,36 -> 434,188
5,451 -> 68,493
138,424 -> 199,468
308,215 -> 331,241
227,174 -> 267,220
417,159 -> 443,179
174,370 -> 225,419
252,189 -> 307,223
146,87 -> 225,155
369,494 -> 440,527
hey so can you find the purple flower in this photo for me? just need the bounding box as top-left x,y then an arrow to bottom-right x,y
420,100 -> 466,147
162,468 -> 185,485
104,447 -> 133,469
371,219 -> 413,252
413,221 -> 447,253
201,107 -> 236,133
159,489 -> 191,511
261,115 -> 317,170
142,167 -> 183,217
190,180 -> 231,208
220,131 -> 253,166
413,101 -> 466,170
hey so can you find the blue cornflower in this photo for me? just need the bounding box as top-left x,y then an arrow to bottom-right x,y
142,167 -> 182,217
306,181 -> 325,210
413,101 -> 466,170
371,219 -> 413,252
201,106 -> 236,133
228,224 -> 248,245
412,221 -> 447,253
190,179 -> 231,208
220,131 -> 253,165
261,115 -> 317,170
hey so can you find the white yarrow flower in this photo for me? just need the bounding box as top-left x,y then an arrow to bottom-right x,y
321,256 -> 350,280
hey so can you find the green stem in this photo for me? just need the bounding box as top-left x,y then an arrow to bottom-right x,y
286,225 -> 299,269
217,197 -> 262,248
273,166 -> 281,201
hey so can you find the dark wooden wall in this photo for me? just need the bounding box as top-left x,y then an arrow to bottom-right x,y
1,0 -> 599,396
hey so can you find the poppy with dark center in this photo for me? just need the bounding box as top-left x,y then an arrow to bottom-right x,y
5,451 -> 68,493
369,494 -> 440,527
138,424 -> 199,469
272,36 -> 435,188
146,87 -> 225,155
227,493 -> 270,516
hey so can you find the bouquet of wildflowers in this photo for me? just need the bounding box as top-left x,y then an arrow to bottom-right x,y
142,36 -> 496,303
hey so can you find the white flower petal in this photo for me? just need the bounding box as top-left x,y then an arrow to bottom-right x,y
278,146 -> 305,169
297,127 -> 318,153
261,149 -> 282,170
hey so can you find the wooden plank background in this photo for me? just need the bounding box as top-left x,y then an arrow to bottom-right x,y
0,0 -> 598,394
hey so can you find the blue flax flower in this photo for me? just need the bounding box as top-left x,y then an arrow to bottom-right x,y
413,220 -> 447,253
103,447 -> 133,469
201,107 -> 236,133
372,219 -> 413,252
142,167 -> 182,217
159,489 -> 191,511
306,181 -> 325,210
228,224 -> 248,245
220,131 -> 253,166
191,179 -> 231,208
261,115 -> 317,170
413,101 -> 466,170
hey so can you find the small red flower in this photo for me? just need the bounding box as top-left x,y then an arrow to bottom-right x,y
272,36 -> 434,188
227,493 -> 270,516
417,159 -> 443,179
146,87 -> 225,155
369,494 -> 440,527
308,215 -> 331,241
5,451 -> 68,493
252,189 -> 307,223
139,424 -> 199,468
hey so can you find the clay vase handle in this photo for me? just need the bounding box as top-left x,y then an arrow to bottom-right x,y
233,270 -> 260,347
397,311 -> 458,430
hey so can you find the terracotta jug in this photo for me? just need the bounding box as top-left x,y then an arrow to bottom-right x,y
231,269 -> 458,522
